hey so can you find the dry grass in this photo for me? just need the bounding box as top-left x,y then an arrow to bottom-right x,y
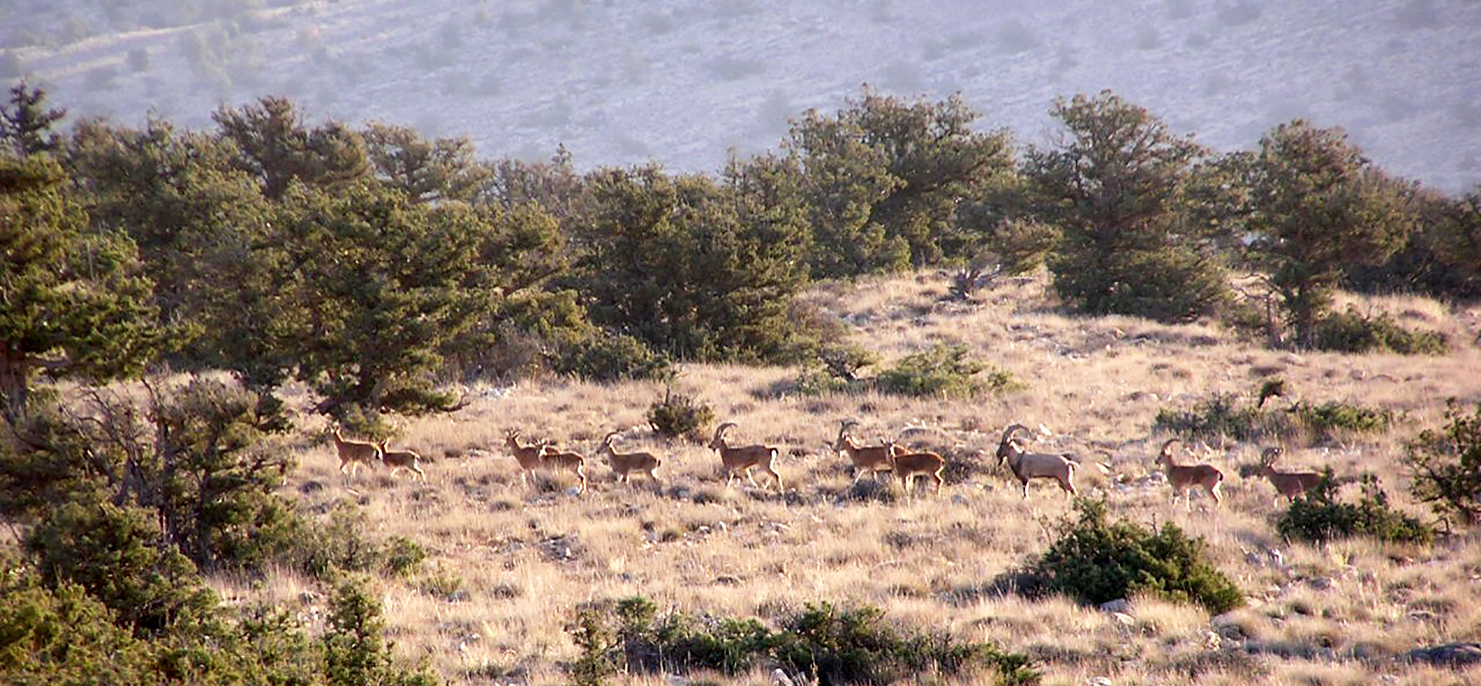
220,270 -> 1481,685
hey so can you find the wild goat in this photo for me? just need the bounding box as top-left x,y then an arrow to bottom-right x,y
375,439 -> 427,482
832,419 -> 904,482
1257,446 -> 1324,504
598,431 -> 662,485
504,429 -> 560,487
884,442 -> 945,496
539,445 -> 589,495
986,423 -> 1077,499
709,422 -> 783,491
330,424 -> 381,477
1158,438 -> 1224,511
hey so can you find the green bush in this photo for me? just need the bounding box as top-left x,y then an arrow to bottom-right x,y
1406,400 -> 1481,525
1277,474 -> 1434,545
286,503 -> 427,580
646,389 -> 714,440
1314,308 -> 1448,355
1292,400 -> 1392,435
1154,392 -> 1291,443
553,331 -> 673,382
1156,385 -> 1391,444
585,596 -> 1037,685
323,579 -> 440,686
1019,499 -> 1243,614
0,565 -> 150,683
873,344 -> 1017,398
772,602 -> 1036,686
567,607 -> 618,686
24,500 -> 222,639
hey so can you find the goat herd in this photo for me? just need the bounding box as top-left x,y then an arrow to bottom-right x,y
329,419 -> 1324,508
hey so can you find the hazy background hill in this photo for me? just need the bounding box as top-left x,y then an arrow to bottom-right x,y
4,0 -> 1480,187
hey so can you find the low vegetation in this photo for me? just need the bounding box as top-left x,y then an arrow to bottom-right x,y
799,344 -> 1018,398
1010,500 -> 1243,615
1315,308 -> 1449,355
566,596 -> 1038,686
1276,474 -> 1434,545
1406,400 -> 1481,525
646,388 -> 715,440
1155,381 -> 1393,444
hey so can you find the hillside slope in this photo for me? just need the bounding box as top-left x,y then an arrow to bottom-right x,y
218,271 -> 1481,685
5,0 -> 1480,191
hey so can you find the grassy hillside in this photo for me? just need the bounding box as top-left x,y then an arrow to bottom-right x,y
209,270 -> 1481,685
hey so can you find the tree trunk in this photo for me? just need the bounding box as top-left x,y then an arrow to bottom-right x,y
0,343 -> 31,425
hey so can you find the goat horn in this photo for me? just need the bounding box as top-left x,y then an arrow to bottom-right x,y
1159,438 -> 1181,455
1000,423 -> 1032,445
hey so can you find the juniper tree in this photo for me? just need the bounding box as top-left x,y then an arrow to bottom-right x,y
0,81 -> 65,157
785,88 -> 1014,277
0,156 -> 164,423
1024,90 -> 1228,323
1247,120 -> 1416,347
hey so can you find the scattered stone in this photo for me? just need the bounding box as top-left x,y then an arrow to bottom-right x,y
1099,598 -> 1131,613
772,668 -> 796,686
1308,576 -> 1336,591
951,494 -> 970,506
1402,643 -> 1481,668
1111,612 -> 1135,628
714,575 -> 742,586
1090,677 -> 1113,686
1266,549 -> 1285,568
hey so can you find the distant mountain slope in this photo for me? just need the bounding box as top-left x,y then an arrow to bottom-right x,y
6,0 -> 1479,191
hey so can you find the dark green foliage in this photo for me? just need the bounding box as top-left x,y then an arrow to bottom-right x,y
1276,474 -> 1433,545
1155,382 -> 1391,444
212,96 -> 371,199
1,378 -> 298,572
785,88 -> 1016,277
1256,377 -> 1286,409
646,389 -> 714,440
0,564 -> 150,682
1022,499 -> 1243,614
63,117 -> 281,381
772,602 -> 1037,686
323,579 -> 440,686
1292,400 -> 1392,435
270,181 -> 555,418
1025,91 -> 1228,323
1344,186 -> 1481,300
1406,400 -> 1481,525
566,607 -> 619,686
591,596 -> 1037,685
24,501 -> 222,639
553,331 -> 673,382
383,536 -> 430,578
572,163 -> 811,363
0,154 -> 166,422
287,501 -> 423,580
1313,308 -> 1448,355
1155,392 -> 1287,443
362,121 -> 491,203
1,81 -> 65,157
1247,120 -> 1417,348
873,345 -> 1017,398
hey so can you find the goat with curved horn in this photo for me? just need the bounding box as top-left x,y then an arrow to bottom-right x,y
709,422 -> 782,491
833,419 -> 902,482
982,423 -> 1077,499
